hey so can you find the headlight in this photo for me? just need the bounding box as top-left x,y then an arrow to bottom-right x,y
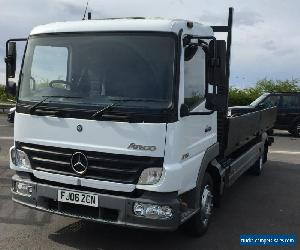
133,202 -> 173,219
11,147 -> 17,165
11,148 -> 31,169
138,167 -> 162,185
13,181 -> 33,197
228,109 -> 232,116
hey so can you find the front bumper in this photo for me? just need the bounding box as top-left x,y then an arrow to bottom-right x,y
11,173 -> 181,231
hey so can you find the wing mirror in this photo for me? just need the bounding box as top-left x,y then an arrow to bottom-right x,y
205,40 -> 227,112
5,38 -> 27,97
5,41 -> 17,97
5,41 -> 17,78
206,40 -> 226,86
257,103 -> 265,109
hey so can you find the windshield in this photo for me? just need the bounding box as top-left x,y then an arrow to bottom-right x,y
19,33 -> 176,110
249,93 -> 269,107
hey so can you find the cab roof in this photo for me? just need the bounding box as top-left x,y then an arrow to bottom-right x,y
30,18 -> 213,36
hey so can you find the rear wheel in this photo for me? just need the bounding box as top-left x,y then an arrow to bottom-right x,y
263,143 -> 268,163
251,156 -> 263,176
182,173 -> 214,237
294,121 -> 300,137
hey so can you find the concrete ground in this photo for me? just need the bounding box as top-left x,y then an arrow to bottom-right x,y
0,114 -> 299,250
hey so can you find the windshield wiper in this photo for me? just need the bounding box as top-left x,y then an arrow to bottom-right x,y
90,97 -> 151,119
29,95 -> 83,114
90,103 -> 116,119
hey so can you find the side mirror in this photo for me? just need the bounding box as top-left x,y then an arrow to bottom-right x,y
205,40 -> 227,111
5,41 -> 17,78
180,103 -> 190,117
207,40 -> 226,86
6,81 -> 17,96
257,103 -> 265,109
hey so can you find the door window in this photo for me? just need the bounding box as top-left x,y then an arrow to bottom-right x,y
184,45 -> 205,109
280,95 -> 300,108
260,95 -> 280,108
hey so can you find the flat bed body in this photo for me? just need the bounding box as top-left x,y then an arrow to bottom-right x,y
225,106 -> 277,156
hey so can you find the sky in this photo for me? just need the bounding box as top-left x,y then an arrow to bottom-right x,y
0,0 -> 300,88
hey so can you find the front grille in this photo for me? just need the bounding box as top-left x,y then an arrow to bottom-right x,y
60,203 -> 100,219
38,197 -> 119,221
17,142 -> 163,184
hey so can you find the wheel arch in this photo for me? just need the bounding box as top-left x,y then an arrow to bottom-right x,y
290,116 -> 300,130
181,143 -> 220,209
206,162 -> 223,207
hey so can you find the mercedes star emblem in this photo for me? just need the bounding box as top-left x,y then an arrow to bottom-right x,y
71,152 -> 88,175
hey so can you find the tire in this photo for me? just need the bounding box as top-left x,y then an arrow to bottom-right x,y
263,144 -> 268,163
251,156 -> 263,176
182,173 -> 214,237
288,129 -> 295,135
294,121 -> 300,137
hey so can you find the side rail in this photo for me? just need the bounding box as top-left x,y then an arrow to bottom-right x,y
225,106 -> 277,156
259,106 -> 277,132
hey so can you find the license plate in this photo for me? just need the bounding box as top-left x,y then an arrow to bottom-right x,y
58,190 -> 98,207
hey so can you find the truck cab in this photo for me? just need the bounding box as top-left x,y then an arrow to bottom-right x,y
5,9 -> 276,236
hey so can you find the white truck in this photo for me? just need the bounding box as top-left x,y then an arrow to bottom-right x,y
5,8 -> 276,236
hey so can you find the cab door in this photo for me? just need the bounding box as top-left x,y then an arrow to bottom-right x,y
180,43 -> 217,155
166,40 -> 217,192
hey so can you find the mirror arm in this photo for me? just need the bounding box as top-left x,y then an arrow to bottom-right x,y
183,35 -> 215,50
5,38 -> 27,58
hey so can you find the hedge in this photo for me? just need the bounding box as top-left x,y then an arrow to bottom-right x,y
228,79 -> 300,106
0,85 -> 15,103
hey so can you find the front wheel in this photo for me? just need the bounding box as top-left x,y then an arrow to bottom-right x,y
182,173 -> 214,237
